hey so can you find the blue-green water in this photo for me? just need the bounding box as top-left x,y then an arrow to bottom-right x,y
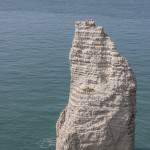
0,0 -> 150,150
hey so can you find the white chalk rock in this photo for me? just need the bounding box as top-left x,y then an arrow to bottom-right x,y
56,20 -> 136,150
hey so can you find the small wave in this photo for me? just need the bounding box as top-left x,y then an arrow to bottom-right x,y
38,137 -> 56,149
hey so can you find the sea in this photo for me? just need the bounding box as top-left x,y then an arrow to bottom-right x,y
0,0 -> 150,149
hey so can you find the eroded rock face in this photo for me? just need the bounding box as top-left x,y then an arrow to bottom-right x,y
56,20 -> 136,150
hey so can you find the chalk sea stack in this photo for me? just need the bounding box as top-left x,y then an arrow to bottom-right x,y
56,20 -> 136,150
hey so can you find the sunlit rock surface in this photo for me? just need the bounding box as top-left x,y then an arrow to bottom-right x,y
56,20 -> 136,150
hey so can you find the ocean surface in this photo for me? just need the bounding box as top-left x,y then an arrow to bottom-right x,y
0,0 -> 150,149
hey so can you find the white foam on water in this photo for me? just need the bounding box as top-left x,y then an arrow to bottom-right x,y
37,138 -> 56,149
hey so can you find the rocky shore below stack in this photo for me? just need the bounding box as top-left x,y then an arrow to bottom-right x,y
56,20 -> 136,150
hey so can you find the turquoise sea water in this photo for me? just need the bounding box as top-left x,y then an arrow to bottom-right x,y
0,0 -> 150,149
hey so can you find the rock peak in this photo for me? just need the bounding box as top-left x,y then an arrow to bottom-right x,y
56,20 -> 136,150
75,20 -> 96,27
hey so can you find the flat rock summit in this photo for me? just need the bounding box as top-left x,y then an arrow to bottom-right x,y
56,20 -> 136,150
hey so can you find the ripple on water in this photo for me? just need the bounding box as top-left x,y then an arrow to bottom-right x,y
37,138 -> 56,150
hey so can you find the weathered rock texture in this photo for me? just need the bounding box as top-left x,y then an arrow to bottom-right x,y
56,20 -> 136,150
